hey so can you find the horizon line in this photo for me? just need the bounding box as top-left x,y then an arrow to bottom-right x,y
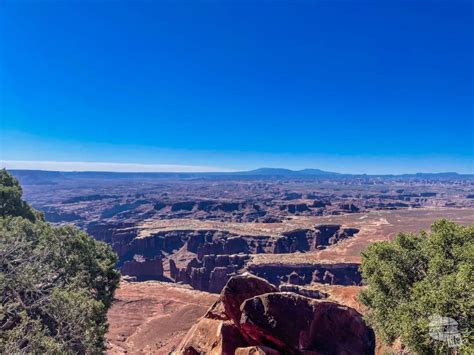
1,160 -> 472,175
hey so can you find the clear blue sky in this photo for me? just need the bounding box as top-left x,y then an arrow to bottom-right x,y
1,1 -> 473,173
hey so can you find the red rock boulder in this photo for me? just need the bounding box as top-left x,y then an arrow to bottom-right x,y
221,273 -> 278,326
240,292 -> 375,354
176,274 -> 375,355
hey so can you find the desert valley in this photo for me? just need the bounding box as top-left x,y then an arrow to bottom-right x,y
10,169 -> 474,354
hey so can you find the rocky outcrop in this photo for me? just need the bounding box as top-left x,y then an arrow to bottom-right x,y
153,200 -> 270,221
221,274 -> 278,326
153,201 -> 166,210
314,223 -> 340,242
185,230 -> 271,256
196,237 -> 250,260
376,202 -> 410,209
42,208 -> 84,223
169,259 -> 178,280
115,232 -> 185,261
171,225 -> 360,293
271,225 -> 359,253
278,284 -> 327,299
173,254 -> 250,293
176,310 -> 247,354
240,292 -> 375,354
247,262 -> 361,286
171,201 -> 196,212
86,221 -> 137,244
112,225 -> 360,291
175,274 -> 375,355
121,256 -> 163,281
337,203 -> 360,213
113,229 -> 204,261
272,229 -> 311,253
313,224 -> 359,248
280,203 -> 310,214
213,202 -> 243,212
311,199 -> 329,208
89,223 -> 360,291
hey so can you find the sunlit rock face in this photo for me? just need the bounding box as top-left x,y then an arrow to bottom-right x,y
175,274 -> 375,355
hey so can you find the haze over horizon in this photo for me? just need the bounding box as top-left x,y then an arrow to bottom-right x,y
1,160 -> 472,175
1,1 -> 473,174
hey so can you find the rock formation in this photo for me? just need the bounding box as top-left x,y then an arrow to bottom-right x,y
247,262 -> 361,286
88,223 -> 361,292
173,254 -> 250,293
221,274 -> 278,327
121,256 -> 163,281
175,273 -> 375,354
278,284 -> 327,299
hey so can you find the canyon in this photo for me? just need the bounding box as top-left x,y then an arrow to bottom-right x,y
11,169 -> 474,353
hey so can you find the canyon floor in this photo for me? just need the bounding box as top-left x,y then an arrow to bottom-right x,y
106,281 -> 217,354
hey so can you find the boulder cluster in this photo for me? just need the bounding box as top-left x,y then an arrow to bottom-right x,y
175,274 -> 375,354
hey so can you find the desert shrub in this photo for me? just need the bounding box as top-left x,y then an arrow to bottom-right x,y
0,169 -> 120,354
359,219 -> 473,353
0,169 -> 38,221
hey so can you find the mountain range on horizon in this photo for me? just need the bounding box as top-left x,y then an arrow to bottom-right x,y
6,168 -> 472,183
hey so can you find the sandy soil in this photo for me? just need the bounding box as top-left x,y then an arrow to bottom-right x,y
106,281 -> 217,354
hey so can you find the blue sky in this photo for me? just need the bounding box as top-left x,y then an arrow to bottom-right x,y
1,1 -> 473,173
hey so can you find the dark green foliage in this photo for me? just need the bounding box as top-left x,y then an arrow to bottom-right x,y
359,220 -> 473,353
0,170 -> 120,353
0,169 -> 38,222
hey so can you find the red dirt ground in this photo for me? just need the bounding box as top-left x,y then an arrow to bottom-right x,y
106,281 -> 217,354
